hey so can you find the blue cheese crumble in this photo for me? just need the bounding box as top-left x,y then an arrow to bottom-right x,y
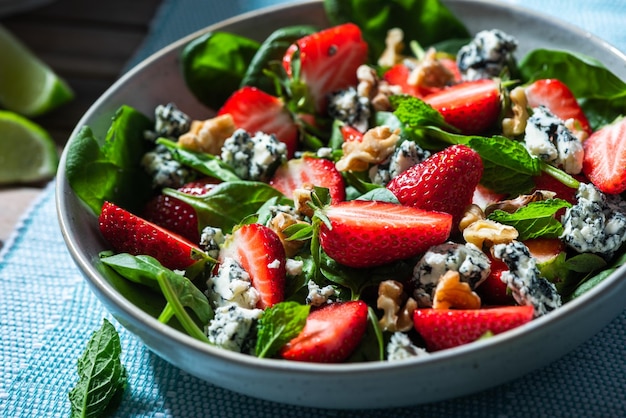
199,226 -> 225,259
386,332 -> 428,361
220,129 -> 287,181
560,182 -> 626,258
369,140 -> 430,186
305,280 -> 337,306
140,143 -> 194,188
492,241 -> 561,317
144,103 -> 191,142
456,29 -> 518,81
206,257 -> 260,309
206,304 -> 262,354
411,242 -> 490,307
524,106 -> 584,174
328,87 -> 371,133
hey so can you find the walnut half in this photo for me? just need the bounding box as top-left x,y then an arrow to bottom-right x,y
377,280 -> 417,332
432,270 -> 481,310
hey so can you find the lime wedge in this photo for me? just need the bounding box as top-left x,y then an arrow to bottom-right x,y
0,110 -> 58,184
0,25 -> 73,117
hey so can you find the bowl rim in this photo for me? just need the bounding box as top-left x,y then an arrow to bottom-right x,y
55,0 -> 626,377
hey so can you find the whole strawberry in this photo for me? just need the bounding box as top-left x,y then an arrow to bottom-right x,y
318,200 -> 452,268
387,144 -> 483,227
413,305 -> 534,351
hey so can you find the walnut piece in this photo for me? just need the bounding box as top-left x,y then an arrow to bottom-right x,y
485,190 -> 556,216
357,64 -> 402,112
377,280 -> 417,332
335,126 -> 400,172
378,28 -> 405,68
463,219 -> 519,249
407,47 -> 455,90
502,86 -> 529,138
293,185 -> 315,218
268,212 -> 308,258
432,270 -> 481,310
178,114 -> 236,155
458,204 -> 485,232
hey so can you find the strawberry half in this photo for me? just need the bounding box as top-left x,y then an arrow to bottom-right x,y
99,201 -> 202,270
280,300 -> 368,363
423,79 -> 501,134
582,117 -> 626,194
142,178 -> 219,243
220,223 -> 286,308
477,254 -> 514,306
525,78 -> 592,137
387,144 -> 483,227
282,23 -> 368,113
413,305 -> 534,351
217,86 -> 298,157
383,57 -> 461,98
318,200 -> 452,268
269,155 -> 346,203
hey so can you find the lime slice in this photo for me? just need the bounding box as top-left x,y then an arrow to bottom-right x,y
0,110 -> 58,184
0,25 -> 73,117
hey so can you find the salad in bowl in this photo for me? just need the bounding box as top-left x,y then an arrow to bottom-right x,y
57,0 -> 626,408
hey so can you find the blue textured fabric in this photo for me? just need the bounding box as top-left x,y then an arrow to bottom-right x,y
1,1 -> 626,417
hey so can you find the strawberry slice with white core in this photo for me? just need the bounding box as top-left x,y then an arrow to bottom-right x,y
220,223 -> 286,308
217,86 -> 298,157
269,155 -> 346,203
319,200 -> 452,268
99,201 -> 202,270
280,300 -> 368,363
582,117 -> 626,194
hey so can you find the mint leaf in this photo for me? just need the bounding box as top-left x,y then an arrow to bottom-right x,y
255,301 -> 310,358
487,199 -> 571,240
68,319 -> 127,418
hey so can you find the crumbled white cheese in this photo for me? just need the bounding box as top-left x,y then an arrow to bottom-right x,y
220,129 -> 287,181
369,140 -> 430,186
316,147 -> 333,159
285,258 -> 304,277
141,144 -> 193,188
206,257 -> 260,309
144,102 -> 191,142
206,304 -> 262,354
386,332 -> 428,361
411,242 -> 490,307
457,29 -> 518,81
328,86 -> 371,133
492,240 -> 561,317
305,280 -> 336,306
267,259 -> 281,269
561,182 -> 626,258
199,226 -> 225,259
524,106 -> 584,174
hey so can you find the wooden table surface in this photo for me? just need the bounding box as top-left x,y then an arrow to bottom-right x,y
0,0 -> 162,247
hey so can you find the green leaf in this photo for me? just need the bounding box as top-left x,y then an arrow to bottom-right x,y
165,181 -> 287,233
487,199 -> 571,240
356,187 -> 399,203
519,48 -> 626,130
181,31 -> 260,110
324,0 -> 469,61
255,301 -> 310,358
68,319 -> 127,418
65,106 -> 153,214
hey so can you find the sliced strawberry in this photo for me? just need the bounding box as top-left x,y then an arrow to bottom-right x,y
142,178 -> 219,243
423,79 -> 501,134
318,200 -> 452,268
280,300 -> 368,363
413,305 -> 534,351
582,117 -> 626,194
525,78 -> 592,137
217,86 -> 298,157
472,183 -> 507,211
531,172 -> 581,205
220,223 -> 286,308
269,155 -> 346,203
99,201 -> 202,270
477,254 -> 514,306
340,124 -> 364,142
524,238 -> 565,264
282,23 -> 368,113
387,144 -> 483,227
383,57 -> 461,98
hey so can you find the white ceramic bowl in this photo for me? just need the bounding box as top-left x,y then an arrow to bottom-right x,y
56,0 -> 626,409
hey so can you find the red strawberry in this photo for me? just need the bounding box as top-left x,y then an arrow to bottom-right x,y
282,23 -> 368,113
525,78 -> 592,137
280,300 -> 368,363
217,86 -> 298,157
99,201 -> 202,270
269,156 -> 346,203
413,305 -> 534,351
472,183 -> 507,211
423,79 -> 501,134
340,124 -> 364,142
524,238 -> 565,264
387,144 -> 483,227
318,200 -> 452,268
142,178 -> 219,243
477,254 -> 514,306
383,57 -> 461,98
532,172 -> 580,205
582,117 -> 626,194
220,223 -> 286,308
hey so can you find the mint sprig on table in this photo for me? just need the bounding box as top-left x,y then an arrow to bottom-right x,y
68,319 -> 127,418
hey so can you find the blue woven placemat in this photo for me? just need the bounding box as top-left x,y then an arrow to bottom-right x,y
1,1 -> 625,417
